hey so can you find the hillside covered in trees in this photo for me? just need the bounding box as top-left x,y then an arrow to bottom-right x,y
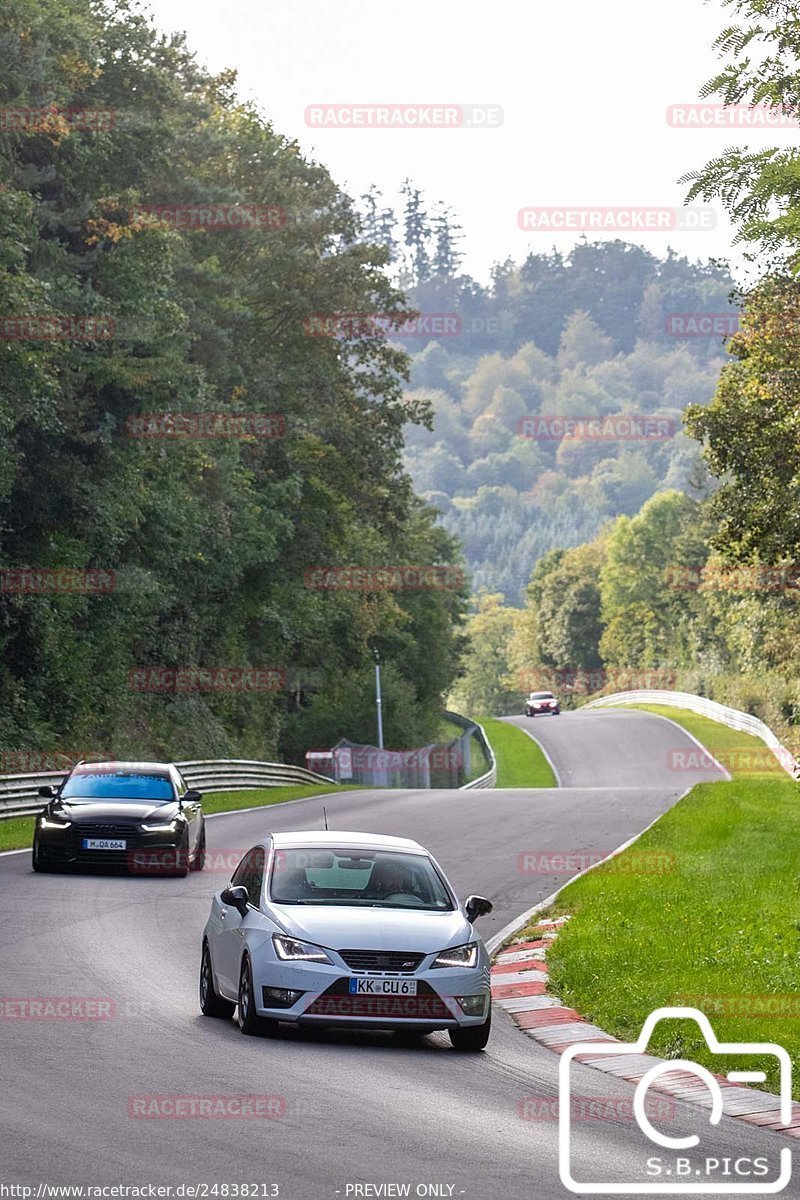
354,199 -> 738,602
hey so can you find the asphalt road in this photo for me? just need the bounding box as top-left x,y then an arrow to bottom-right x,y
1,709 -> 789,1200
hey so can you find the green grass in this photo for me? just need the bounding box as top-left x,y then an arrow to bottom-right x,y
0,782 -> 353,853
518,704 -> 800,1095
611,703 -> 787,779
0,815 -> 36,853
477,717 -> 556,788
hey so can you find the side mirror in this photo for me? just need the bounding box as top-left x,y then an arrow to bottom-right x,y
220,885 -> 249,917
38,785 -> 56,798
182,789 -> 202,804
464,894 -> 493,923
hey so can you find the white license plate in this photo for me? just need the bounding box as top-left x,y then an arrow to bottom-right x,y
83,838 -> 127,851
348,978 -> 418,996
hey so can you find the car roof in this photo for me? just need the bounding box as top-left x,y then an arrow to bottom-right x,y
270,830 -> 427,853
71,761 -> 174,777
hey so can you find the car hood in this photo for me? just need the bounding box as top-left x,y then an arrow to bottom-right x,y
268,904 -> 472,953
55,800 -> 180,823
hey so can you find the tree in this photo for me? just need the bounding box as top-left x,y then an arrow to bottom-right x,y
686,277 -> 800,562
448,593 -> 521,716
400,180 -> 432,286
681,0 -> 800,261
431,203 -> 464,279
0,0 -> 465,760
557,310 -> 615,371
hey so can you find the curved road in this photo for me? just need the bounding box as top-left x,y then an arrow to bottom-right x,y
1,710 -> 785,1200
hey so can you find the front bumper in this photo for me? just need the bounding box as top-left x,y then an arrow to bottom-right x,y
250,957 -> 491,1031
35,827 -> 184,871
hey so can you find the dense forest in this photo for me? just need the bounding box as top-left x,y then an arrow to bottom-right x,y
351,197 -> 738,602
0,0 -> 468,763
452,0 -> 800,742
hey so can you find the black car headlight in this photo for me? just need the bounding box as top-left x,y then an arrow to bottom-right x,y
140,818 -> 180,833
39,813 -> 71,830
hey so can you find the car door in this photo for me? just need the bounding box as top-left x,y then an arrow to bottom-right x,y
214,846 -> 266,995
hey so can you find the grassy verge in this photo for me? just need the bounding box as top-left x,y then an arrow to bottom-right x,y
0,782 -> 355,853
0,815 -> 37,854
517,706 -> 800,1096
477,718 -> 556,787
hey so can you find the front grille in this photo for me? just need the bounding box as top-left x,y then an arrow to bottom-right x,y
73,823 -> 136,839
338,950 -> 424,973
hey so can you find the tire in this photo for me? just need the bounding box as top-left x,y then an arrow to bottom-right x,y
171,833 -> 190,878
190,824 -> 206,872
200,941 -> 235,1018
449,1009 -> 491,1052
31,841 -> 57,873
237,956 -> 277,1037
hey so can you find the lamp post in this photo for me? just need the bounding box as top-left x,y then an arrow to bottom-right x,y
373,648 -> 384,750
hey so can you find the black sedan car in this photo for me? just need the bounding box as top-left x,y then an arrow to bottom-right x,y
32,761 -> 206,876
524,690 -> 561,717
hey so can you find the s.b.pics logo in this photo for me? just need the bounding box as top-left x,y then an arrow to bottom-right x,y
559,1008 -> 792,1193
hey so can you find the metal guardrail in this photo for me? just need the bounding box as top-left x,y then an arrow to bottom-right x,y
585,689 -> 800,779
0,715 -> 498,822
0,759 -> 336,821
444,711 -> 498,789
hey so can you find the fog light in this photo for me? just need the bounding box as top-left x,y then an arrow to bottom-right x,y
262,986 -> 304,1008
455,994 -> 486,1016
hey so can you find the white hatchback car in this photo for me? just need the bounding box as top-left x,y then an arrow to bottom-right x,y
200,830 -> 493,1050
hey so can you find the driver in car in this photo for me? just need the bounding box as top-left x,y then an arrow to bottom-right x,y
365,859 -> 418,900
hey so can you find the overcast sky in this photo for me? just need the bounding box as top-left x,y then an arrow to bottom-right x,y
142,0 -> 786,283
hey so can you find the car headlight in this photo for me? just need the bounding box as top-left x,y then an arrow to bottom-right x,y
272,934 -> 333,964
431,942 -> 479,969
140,819 -> 179,832
39,814 -> 71,830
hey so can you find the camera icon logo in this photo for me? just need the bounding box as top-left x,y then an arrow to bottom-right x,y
559,1007 -> 792,1194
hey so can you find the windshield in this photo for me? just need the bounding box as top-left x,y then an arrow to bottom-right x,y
530,692 -> 555,700
60,772 -> 175,802
270,848 -> 454,910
